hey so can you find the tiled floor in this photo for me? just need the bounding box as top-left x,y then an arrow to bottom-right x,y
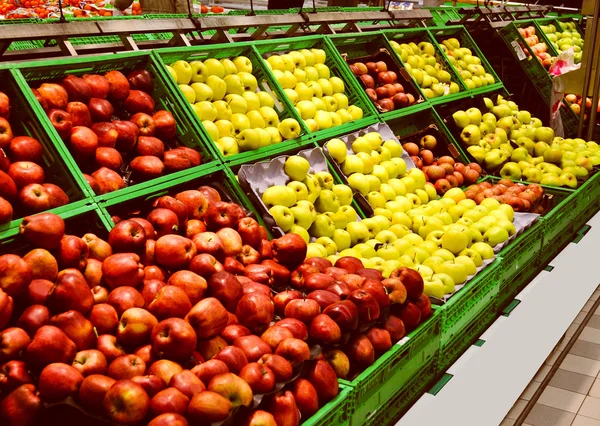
502,289 -> 600,426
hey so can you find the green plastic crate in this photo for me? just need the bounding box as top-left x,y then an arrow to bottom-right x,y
438,259 -> 500,371
152,42 -> 313,165
539,185 -> 583,267
356,354 -> 438,426
383,28 -> 469,105
497,219 -> 543,306
576,169 -> 600,219
425,6 -> 462,26
0,68 -> 94,239
252,35 -> 379,142
304,383 -> 352,426
0,200 -> 104,250
385,106 -> 471,165
227,7 -> 342,15
327,31 -> 428,120
428,25 -> 504,96
15,50 -> 220,202
345,308 -> 441,426
95,163 -> 268,228
497,20 -> 555,105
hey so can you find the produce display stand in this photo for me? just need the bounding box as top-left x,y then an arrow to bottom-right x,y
0,8 -> 599,426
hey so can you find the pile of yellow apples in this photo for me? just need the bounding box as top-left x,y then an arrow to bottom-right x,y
263,49 -> 364,132
439,37 -> 497,90
166,57 -> 302,156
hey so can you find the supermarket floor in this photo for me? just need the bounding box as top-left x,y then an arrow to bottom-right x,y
501,287 -> 600,426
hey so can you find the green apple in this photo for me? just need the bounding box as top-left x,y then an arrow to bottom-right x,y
342,155 -> 364,175
179,84 -> 196,103
499,162 -> 522,180
216,136 -> 239,157
259,107 -> 280,127
347,105 -> 363,120
347,173 -> 370,196
287,181 -> 309,202
270,205 -> 294,231
309,214 -> 336,238
314,237 -> 337,256
215,120 -> 235,139
439,260 -> 468,284
332,184 -> 352,206
266,127 -> 282,144
213,100 -> 231,121
193,101 -> 217,121
225,94 -> 248,114
434,273 -> 455,293
246,110 -> 266,129
483,225 -> 509,246
165,65 -> 178,82
356,153 -> 374,174
453,110 -> 470,129
367,191 -> 386,209
315,172 -> 334,190
306,243 -> 327,259
376,244 -> 400,261
315,189 -> 341,213
243,92 -> 260,111
278,118 -> 301,140
171,60 -> 193,84
423,275 -> 445,298
236,128 -> 261,152
332,229 -> 351,251
290,203 -> 316,229
262,185 -> 296,208
361,218 -> 382,239
346,221 -> 370,245
257,91 -> 275,108
284,156 -> 310,182
326,139 -> 347,164
340,205 -> 358,223
325,211 -> 348,230
371,215 -> 391,231
441,229 -> 469,254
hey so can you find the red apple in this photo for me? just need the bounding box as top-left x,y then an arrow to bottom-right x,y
309,313 -> 341,344
154,235 -> 196,270
38,83 -> 68,110
389,267 -> 424,301
108,354 -> 146,380
273,318 -> 308,340
0,384 -> 42,426
185,297 -> 228,339
307,289 -> 340,310
78,374 -> 116,413
72,349 -> 107,377
102,253 -> 144,289
125,91 -> 155,115
89,98 -> 114,122
267,390 -> 299,426
103,379 -> 150,424
188,390 -> 232,423
292,378 -> 319,417
153,110 -> 177,141
151,318 -> 197,361
191,359 -> 228,385
169,370 -> 205,399
239,362 -> 275,394
235,292 -> 274,335
130,374 -> 165,397
50,310 -> 96,350
91,167 -> 126,194
108,286 -> 144,316
113,120 -> 139,152
97,334 -> 126,363
47,270 -> 93,314
234,335 -> 272,363
148,285 -> 192,320
275,338 -> 310,366
9,137 -> 42,163
148,359 -> 183,385
105,70 -> 130,102
322,300 -> 359,332
214,346 -> 248,375
0,360 -> 33,392
208,372 -> 253,408
0,327 -> 31,363
127,69 -> 154,94
23,248 -> 58,281
16,305 -> 50,337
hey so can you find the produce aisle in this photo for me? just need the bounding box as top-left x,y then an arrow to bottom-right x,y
0,4 -> 597,426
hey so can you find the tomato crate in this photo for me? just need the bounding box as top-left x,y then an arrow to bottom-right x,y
382,28 -> 469,105
344,308 -> 441,426
152,43 -> 313,165
304,383 -> 352,426
96,163 -> 267,232
539,185 -> 583,267
327,32 -> 428,120
349,354 -> 439,426
438,258 -> 500,371
14,51 -> 221,202
428,25 -> 504,96
252,35 -> 379,141
0,67 -> 94,237
385,105 -> 471,165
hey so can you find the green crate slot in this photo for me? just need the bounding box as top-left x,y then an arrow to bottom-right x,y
539,187 -> 583,266
497,20 -> 555,106
152,43 -> 312,165
304,383 -> 352,426
0,201 -> 104,249
15,51 -> 220,202
383,28 -> 469,105
327,32 -> 428,119
7,40 -> 45,51
577,170 -> 600,217
253,35 -> 380,140
425,6 -> 462,26
439,258 -> 500,348
346,309 -> 441,426
428,25 -> 503,96
349,352 -> 439,426
438,289 -> 498,372
96,163 -> 267,232
497,221 -> 543,299
0,68 -> 94,239
384,106 -> 471,164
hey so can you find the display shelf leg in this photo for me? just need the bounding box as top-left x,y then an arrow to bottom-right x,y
57,39 -> 77,56
119,34 -> 139,51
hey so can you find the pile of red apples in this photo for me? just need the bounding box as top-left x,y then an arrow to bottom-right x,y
31,68 -> 202,195
349,60 -> 417,112
0,92 -> 70,224
0,182 -> 430,426
464,179 -> 546,213
402,138 -> 482,195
